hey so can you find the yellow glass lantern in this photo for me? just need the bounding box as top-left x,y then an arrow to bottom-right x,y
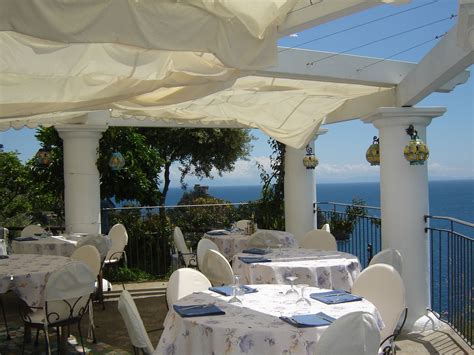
365,136 -> 380,166
35,147 -> 52,166
404,125 -> 429,165
302,145 -> 318,169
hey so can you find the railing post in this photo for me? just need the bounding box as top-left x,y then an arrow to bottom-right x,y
367,243 -> 373,263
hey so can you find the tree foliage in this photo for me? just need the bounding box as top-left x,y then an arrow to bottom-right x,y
0,150 -> 32,226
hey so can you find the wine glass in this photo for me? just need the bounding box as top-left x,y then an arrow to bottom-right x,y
285,276 -> 299,298
228,275 -> 242,304
296,284 -> 311,307
277,243 -> 283,256
265,239 -> 273,253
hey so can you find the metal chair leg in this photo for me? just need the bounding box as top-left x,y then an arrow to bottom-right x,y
35,328 -> 40,346
0,297 -> 10,340
78,320 -> 86,355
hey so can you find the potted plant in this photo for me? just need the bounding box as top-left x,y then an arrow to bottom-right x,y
323,198 -> 368,241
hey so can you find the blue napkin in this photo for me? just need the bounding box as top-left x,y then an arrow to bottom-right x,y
206,230 -> 230,236
173,304 -> 225,317
280,312 -> 335,328
14,236 -> 39,242
310,290 -> 362,304
242,248 -> 268,255
0,255 -> 9,259
238,256 -> 272,264
209,285 -> 258,296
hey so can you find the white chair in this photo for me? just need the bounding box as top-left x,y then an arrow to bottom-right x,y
314,311 -> 381,355
321,223 -> 331,232
201,249 -> 234,286
77,234 -> 112,261
20,224 -> 45,237
248,230 -> 280,248
300,229 -> 337,251
369,248 -> 403,276
173,226 -> 197,268
0,227 -> 8,256
118,290 -> 155,354
22,262 -> 95,354
105,223 -> 128,264
351,264 -> 407,353
71,245 -> 102,342
235,220 -> 250,230
197,238 -> 220,270
166,268 -> 212,308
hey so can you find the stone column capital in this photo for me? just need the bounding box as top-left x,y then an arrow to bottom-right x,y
362,107 -> 446,129
56,124 -> 108,140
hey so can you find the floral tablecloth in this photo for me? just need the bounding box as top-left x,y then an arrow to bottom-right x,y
12,235 -> 78,257
156,284 -> 383,355
0,254 -> 71,307
233,249 -> 361,292
204,230 -> 298,260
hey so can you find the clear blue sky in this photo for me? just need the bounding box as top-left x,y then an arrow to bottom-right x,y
1,0 -> 472,186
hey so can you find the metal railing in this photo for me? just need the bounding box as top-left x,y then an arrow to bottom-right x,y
101,202 -> 256,276
316,202 -> 381,268
425,215 -> 473,347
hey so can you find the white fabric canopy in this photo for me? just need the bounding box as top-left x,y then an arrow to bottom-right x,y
111,76 -> 395,148
0,0 -> 405,147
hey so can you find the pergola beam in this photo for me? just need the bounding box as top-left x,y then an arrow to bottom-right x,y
397,26 -> 474,106
260,47 -> 470,91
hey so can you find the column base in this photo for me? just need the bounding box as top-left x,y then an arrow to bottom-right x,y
403,310 -> 440,334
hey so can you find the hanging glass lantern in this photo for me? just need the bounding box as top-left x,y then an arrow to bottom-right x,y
366,136 -> 380,166
404,124 -> 429,165
109,151 -> 126,171
35,146 -> 52,166
302,145 -> 318,169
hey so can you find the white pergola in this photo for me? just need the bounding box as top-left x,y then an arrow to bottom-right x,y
1,0 -> 473,334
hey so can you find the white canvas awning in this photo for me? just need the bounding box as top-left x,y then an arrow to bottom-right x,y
0,0 -> 410,147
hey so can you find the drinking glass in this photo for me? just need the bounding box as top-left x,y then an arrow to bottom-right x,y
265,239 -> 273,253
296,284 -> 311,307
228,275 -> 242,304
277,243 -> 283,256
285,276 -> 299,298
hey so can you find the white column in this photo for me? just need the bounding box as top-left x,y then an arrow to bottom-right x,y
364,107 -> 446,332
57,125 -> 107,234
284,131 -> 326,243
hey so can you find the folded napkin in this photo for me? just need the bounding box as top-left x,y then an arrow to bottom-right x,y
14,236 -> 39,242
280,312 -> 335,328
209,285 -> 258,296
310,290 -> 362,304
242,248 -> 268,255
206,230 -> 230,236
238,256 -> 272,264
173,304 -> 225,318
0,255 -> 9,259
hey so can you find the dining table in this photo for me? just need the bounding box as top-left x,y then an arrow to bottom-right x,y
232,248 -> 361,292
203,229 -> 298,260
11,233 -> 112,259
0,254 -> 71,307
156,284 -> 384,355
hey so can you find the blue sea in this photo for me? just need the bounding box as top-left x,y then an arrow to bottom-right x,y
166,180 -> 474,225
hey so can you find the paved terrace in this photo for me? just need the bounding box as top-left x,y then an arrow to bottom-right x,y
1,281 -> 471,354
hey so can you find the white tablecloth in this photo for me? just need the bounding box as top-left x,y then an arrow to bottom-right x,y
0,254 -> 71,307
12,235 -> 78,257
12,234 -> 112,259
156,284 -> 384,355
204,229 -> 298,260
233,249 -> 361,292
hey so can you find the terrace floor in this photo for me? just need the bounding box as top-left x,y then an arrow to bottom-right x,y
1,281 -> 471,354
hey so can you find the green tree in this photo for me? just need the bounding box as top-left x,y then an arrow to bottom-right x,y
254,138 -> 286,230
0,148 -> 33,227
142,128 -> 253,204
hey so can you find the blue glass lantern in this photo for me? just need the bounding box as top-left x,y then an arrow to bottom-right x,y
109,151 -> 125,171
